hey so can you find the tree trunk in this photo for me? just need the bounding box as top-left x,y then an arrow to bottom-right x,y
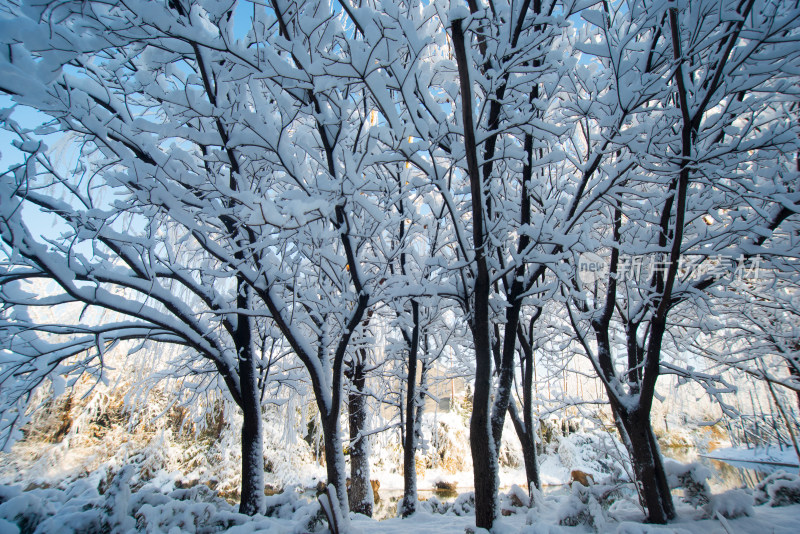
400,301 -> 420,517
471,349 -> 497,529
470,282 -> 498,528
509,318 -> 542,494
321,407 -> 350,521
348,360 -> 373,517
452,15 -> 498,528
490,299 -> 523,449
235,285 -> 265,516
508,403 -> 540,492
239,380 -> 265,516
617,409 -> 675,523
788,357 -> 800,414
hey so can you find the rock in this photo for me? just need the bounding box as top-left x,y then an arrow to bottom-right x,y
570,469 -> 595,487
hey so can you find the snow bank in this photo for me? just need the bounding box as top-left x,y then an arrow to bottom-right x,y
0,465 -> 323,534
704,488 -> 753,519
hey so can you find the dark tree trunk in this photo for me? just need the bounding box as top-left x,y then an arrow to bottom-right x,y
508,403 -> 540,493
235,289 -> 265,516
239,375 -> 265,516
452,15 -> 499,527
415,358 -> 428,436
617,408 -> 675,524
469,255 -> 497,528
470,324 -> 497,529
597,316 -> 674,524
321,407 -> 350,520
508,315 -> 543,494
490,298 -> 523,450
348,359 -> 373,516
788,356 -> 800,414
401,301 -> 420,517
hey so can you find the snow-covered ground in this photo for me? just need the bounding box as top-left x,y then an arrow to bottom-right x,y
1,463 -> 799,533
2,399 -> 799,533
2,422 -> 800,533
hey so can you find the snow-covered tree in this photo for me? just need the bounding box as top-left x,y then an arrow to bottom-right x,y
444,1 -> 605,526
2,0 -> 799,531
562,0 -> 800,522
0,0 -> 402,521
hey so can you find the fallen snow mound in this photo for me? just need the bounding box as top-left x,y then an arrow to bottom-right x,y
0,465 -> 322,534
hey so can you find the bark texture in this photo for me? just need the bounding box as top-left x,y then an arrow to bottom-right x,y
616,408 -> 675,523
235,294 -> 265,516
321,409 -> 350,521
401,301 -> 420,517
348,360 -> 373,517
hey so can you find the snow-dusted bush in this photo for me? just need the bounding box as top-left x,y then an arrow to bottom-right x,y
703,489 -> 753,519
664,460 -> 711,508
0,489 -> 60,534
423,413 -> 473,474
555,431 -> 629,482
556,483 -> 622,531
557,492 -> 605,530
418,491 -> 475,516
0,461 -> 324,534
418,495 -> 448,515
499,484 -> 530,515
263,487 -> 323,530
753,470 -> 800,507
665,460 -> 753,519
450,492 -> 475,516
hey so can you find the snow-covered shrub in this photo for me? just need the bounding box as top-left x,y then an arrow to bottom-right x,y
499,484 -> 530,516
0,487 -> 22,506
767,478 -> 800,507
0,462 -> 324,534
753,470 -> 800,507
556,483 -> 619,531
418,495 -> 449,515
703,489 -> 753,519
557,494 -> 604,530
263,487 -> 322,531
450,491 -> 475,516
101,465 -> 136,532
261,407 -> 319,487
0,476 -> 122,534
540,416 -> 565,447
555,431 -> 629,481
423,413 -> 472,474
419,491 -> 475,516
0,490 -> 57,534
664,460 -> 711,508
497,418 -> 524,470
133,499 -> 219,532
431,476 -> 458,493
498,442 -> 523,469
